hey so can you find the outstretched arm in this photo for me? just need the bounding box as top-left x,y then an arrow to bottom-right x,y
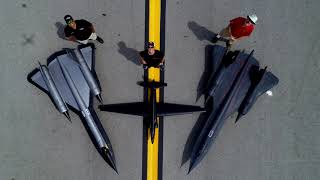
140,56 -> 147,65
159,58 -> 165,65
90,25 -> 95,33
66,36 -> 77,42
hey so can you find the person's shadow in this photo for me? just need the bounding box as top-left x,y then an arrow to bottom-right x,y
188,21 -> 228,43
117,41 -> 141,66
187,21 -> 217,42
55,22 -> 66,40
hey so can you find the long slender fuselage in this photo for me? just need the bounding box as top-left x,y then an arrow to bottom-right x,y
148,88 -> 157,143
39,64 -> 68,114
190,51 -> 253,172
29,45 -> 117,172
57,58 -> 108,149
72,49 -> 103,102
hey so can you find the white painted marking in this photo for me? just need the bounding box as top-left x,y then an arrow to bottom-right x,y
208,130 -> 214,137
266,90 -> 273,96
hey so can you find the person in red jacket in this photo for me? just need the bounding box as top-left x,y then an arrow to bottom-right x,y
212,14 -> 258,48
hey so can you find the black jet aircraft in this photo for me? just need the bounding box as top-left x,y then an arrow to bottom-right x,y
99,81 -> 205,143
27,44 -> 117,173
188,45 -> 279,173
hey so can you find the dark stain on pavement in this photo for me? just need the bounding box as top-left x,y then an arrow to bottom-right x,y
22,34 -> 35,46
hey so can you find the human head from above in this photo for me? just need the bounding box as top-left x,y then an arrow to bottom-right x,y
64,15 -> 76,29
247,14 -> 258,25
147,42 -> 155,55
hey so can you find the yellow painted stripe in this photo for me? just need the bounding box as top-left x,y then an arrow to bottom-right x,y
147,0 -> 161,179
147,68 -> 160,180
149,0 -> 161,52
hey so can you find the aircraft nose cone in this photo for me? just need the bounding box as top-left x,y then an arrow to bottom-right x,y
108,157 -> 118,174
188,157 -> 198,174
101,147 -> 118,174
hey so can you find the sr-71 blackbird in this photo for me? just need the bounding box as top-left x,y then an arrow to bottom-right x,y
27,44 -> 117,173
188,45 -> 279,173
99,81 -> 205,143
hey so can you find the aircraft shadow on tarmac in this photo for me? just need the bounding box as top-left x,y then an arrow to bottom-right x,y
187,21 -> 225,102
182,47 -> 217,165
117,41 -> 141,66
182,29 -> 220,166
196,45 -> 216,102
195,45 -> 239,101
181,111 -> 209,166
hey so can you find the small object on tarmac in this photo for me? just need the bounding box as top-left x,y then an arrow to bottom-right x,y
211,34 -> 220,43
96,36 -> 104,44
266,90 -> 273,96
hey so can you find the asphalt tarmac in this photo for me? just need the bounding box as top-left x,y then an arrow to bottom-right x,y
0,0 -> 319,180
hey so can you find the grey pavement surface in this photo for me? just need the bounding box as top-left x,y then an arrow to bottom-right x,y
0,0 -> 319,180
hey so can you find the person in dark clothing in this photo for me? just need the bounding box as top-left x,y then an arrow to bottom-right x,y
64,15 -> 104,44
139,42 -> 165,70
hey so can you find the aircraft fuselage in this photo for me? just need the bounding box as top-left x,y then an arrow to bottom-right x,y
148,87 -> 158,143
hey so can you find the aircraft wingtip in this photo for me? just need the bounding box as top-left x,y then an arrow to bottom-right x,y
97,94 -> 103,104
235,114 -> 242,123
63,111 -> 71,123
187,166 -> 192,174
188,160 -> 196,174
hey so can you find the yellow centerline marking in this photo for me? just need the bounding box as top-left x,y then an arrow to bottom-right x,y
147,0 -> 162,180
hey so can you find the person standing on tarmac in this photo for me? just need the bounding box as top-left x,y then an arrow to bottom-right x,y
64,15 -> 104,44
139,42 -> 165,70
212,14 -> 258,48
